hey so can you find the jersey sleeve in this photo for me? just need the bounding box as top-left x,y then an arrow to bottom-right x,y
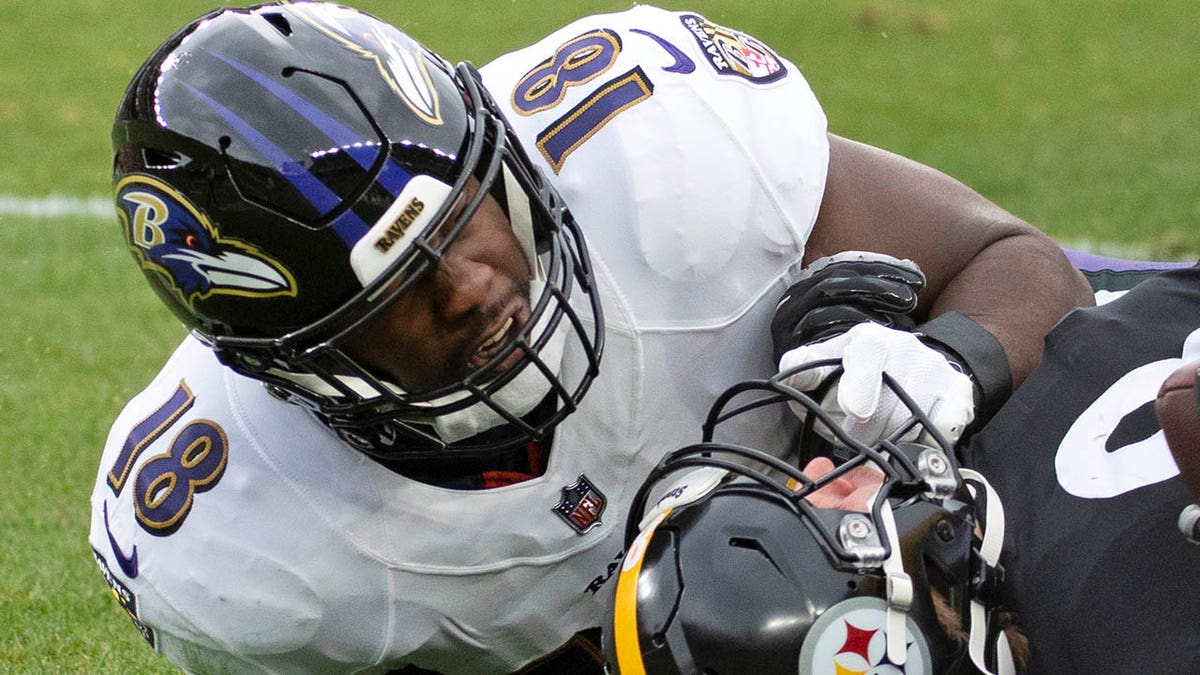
86,339 -> 392,673
480,6 -> 829,329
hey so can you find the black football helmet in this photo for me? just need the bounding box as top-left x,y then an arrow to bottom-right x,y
605,360 -> 1015,675
112,2 -> 602,458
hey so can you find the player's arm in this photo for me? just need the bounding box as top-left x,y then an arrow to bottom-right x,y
1158,359 -> 1200,544
1159,358 -> 1200,502
805,133 -> 1095,389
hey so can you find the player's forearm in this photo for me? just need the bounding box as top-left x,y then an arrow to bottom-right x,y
927,226 -> 1094,388
808,133 -> 1095,390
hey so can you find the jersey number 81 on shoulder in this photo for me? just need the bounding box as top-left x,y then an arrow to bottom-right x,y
511,28 -> 654,174
107,381 -> 229,536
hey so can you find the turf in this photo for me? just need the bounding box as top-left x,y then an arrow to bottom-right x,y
0,1 -> 1196,672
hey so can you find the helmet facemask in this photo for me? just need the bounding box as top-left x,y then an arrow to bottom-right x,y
611,361 -> 1015,675
212,63 -> 603,460
113,3 -> 603,460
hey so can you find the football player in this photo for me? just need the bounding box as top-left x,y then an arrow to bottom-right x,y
613,255 -> 1199,674
964,261 -> 1200,672
604,362 -> 1024,674
88,3 -> 1092,673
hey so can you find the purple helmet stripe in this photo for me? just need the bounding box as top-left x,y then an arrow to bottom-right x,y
208,51 -> 413,197
180,82 -> 369,245
210,52 -> 364,147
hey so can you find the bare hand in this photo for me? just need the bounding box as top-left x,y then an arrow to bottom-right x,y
801,456 -> 884,512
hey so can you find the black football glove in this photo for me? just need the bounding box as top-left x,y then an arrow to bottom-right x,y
771,251 -> 926,364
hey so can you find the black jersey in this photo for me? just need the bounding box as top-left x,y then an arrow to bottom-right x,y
961,264 -> 1200,673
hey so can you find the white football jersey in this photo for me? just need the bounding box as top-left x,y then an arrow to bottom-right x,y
89,6 -> 828,674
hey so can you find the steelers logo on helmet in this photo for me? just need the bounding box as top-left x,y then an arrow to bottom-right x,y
116,175 -> 298,311
797,597 -> 933,675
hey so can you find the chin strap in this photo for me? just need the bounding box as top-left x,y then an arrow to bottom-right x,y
502,164 -> 544,280
878,498 -> 914,666
431,289 -> 567,443
959,468 -> 1014,675
876,468 -> 1014,673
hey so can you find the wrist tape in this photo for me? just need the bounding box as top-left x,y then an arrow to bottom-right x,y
916,311 -> 1012,426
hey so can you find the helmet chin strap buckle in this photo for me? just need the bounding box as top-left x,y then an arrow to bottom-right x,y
837,513 -> 887,564
914,444 -> 961,499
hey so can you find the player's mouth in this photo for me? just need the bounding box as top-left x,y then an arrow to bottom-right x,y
469,305 -> 529,373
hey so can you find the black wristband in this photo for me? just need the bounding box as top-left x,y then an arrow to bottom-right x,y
916,312 -> 1013,426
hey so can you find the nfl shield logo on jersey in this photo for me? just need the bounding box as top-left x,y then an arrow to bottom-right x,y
553,474 -> 607,533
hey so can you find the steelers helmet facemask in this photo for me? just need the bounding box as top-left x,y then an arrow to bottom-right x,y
606,361 -> 1016,675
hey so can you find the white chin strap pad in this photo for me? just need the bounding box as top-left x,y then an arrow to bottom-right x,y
875,466 -> 1014,675
431,164 -> 556,443
502,164 -> 543,281
879,496 -> 914,666
430,281 -> 566,444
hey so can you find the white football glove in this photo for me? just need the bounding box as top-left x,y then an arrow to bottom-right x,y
778,322 -> 976,446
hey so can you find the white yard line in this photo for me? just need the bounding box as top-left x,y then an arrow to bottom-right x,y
0,194 -> 112,219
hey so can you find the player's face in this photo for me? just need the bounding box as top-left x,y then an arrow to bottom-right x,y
345,179 -> 533,393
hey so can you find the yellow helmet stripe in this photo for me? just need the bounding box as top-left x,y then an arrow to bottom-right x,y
612,508 -> 672,675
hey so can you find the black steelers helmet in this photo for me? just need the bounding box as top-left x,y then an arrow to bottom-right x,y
112,2 -> 602,458
605,360 -> 1015,675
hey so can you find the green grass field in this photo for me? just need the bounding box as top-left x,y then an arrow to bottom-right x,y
1,1 -> 1196,672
